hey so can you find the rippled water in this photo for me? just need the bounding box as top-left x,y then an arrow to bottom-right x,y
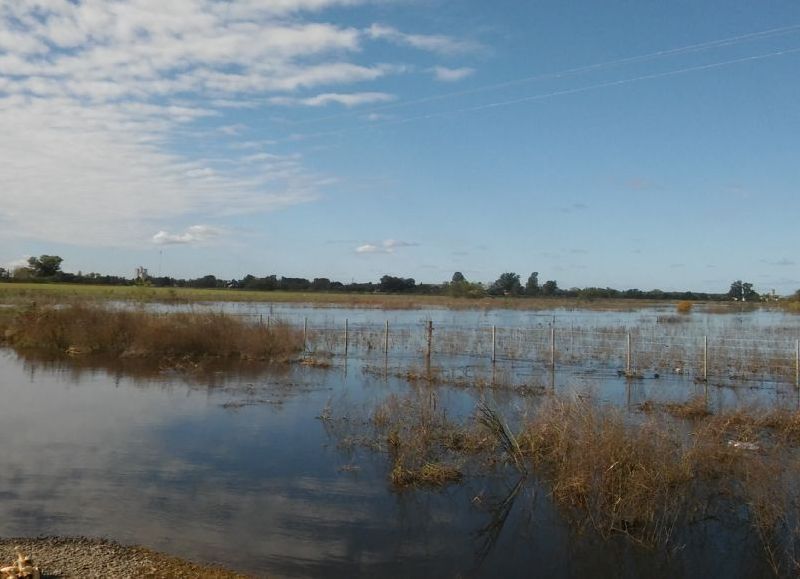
1,303 -> 798,577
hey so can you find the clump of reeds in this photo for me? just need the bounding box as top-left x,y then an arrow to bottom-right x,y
477,403 -> 526,474
519,397 -> 690,545
2,304 -> 302,363
676,300 -> 693,314
664,396 -> 711,419
370,392 -> 491,489
391,461 -> 463,487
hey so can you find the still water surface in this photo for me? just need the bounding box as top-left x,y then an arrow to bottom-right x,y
1,304 -> 797,577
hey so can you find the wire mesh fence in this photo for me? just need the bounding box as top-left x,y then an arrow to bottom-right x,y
238,313 -> 800,386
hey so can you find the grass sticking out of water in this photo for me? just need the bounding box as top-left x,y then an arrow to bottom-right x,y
664,396 -> 712,419
0,303 -> 302,363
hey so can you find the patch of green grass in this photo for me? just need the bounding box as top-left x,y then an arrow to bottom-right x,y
0,282 -> 709,311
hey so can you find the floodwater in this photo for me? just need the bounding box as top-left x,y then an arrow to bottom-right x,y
1,304 -> 798,577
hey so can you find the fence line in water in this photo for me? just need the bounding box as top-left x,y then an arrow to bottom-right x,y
240,313 -> 800,386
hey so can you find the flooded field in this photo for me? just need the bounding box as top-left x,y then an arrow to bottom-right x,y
2,303 -> 800,577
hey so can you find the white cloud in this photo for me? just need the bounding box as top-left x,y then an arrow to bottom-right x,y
270,91 -> 395,107
0,2 -> 476,248
431,66 -> 474,82
152,225 -> 223,245
355,244 -> 383,253
355,239 -> 418,254
366,24 -> 479,55
0,2 -> 390,246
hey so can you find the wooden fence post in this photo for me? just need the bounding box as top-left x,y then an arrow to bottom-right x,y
426,320 -> 433,360
384,320 -> 389,355
796,339 -> 799,389
626,332 -> 632,376
491,325 -> 496,364
344,318 -> 349,357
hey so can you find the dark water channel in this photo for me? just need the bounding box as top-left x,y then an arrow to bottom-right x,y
0,340 -> 788,578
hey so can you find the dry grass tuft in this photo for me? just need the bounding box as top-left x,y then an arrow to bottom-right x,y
2,304 -> 302,363
664,396 -> 711,419
391,461 -> 463,487
370,393 -> 491,489
519,397 -> 690,545
676,300 -> 693,314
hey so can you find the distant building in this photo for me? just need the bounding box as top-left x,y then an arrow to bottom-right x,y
135,266 -> 149,281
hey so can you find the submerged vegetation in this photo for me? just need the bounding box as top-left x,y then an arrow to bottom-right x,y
326,390 -> 800,574
0,304 -> 302,363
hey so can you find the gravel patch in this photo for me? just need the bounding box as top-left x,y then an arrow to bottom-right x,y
0,538 -> 251,578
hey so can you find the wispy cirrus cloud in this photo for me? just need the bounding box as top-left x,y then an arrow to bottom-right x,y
760,258 -> 796,267
270,91 -> 396,107
365,24 -> 480,55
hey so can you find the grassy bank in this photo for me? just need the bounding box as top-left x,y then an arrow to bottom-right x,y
0,282 -> 723,311
0,304 -> 302,363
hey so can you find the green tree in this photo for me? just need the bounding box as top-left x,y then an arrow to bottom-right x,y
525,272 -> 540,296
451,271 -> 466,283
379,275 -> 416,293
727,280 -> 758,301
490,272 -> 522,296
27,255 -> 63,277
542,280 -> 559,296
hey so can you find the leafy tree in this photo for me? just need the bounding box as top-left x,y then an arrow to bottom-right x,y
379,275 -> 416,293
542,280 -> 559,296
311,277 -> 332,291
0,267 -> 8,280
525,272 -> 540,296
489,272 -> 522,296
278,277 -> 311,291
195,274 -> 220,288
728,280 -> 758,301
27,255 -> 63,277
451,271 -> 466,283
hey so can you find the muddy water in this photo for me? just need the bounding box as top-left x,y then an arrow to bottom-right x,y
0,345 -> 783,578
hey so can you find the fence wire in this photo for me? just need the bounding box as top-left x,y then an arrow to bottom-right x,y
238,313 -> 800,385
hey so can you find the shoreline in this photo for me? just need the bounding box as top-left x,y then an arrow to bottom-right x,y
0,537 -> 248,578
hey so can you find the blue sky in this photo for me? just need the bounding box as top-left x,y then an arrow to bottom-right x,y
2,0 -> 799,293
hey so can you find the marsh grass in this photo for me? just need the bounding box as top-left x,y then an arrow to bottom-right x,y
664,396 -> 712,419
518,397 -> 690,545
326,387 -> 800,569
369,392 -> 494,489
1,303 -> 302,362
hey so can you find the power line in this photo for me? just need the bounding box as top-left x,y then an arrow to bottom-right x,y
294,45 -> 800,140
288,23 -> 800,127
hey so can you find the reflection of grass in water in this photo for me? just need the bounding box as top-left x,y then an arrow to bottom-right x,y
328,388 -> 800,571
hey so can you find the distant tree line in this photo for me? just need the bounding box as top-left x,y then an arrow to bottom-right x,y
0,254 -> 764,302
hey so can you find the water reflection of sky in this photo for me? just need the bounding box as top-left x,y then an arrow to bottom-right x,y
0,348 -> 782,577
